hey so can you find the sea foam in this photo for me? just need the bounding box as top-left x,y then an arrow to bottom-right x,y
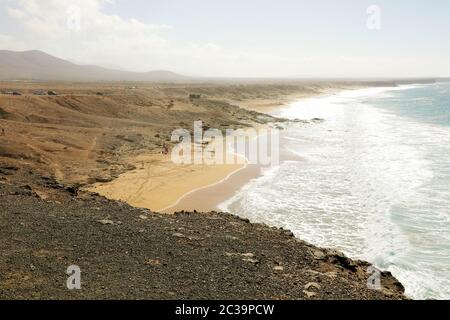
219,83 -> 450,300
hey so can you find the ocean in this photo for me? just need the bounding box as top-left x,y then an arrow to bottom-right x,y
219,82 -> 450,300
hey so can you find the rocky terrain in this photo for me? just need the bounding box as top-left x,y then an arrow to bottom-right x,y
0,80 -> 409,188
0,82 -> 281,186
0,80 -> 409,300
0,168 -> 405,300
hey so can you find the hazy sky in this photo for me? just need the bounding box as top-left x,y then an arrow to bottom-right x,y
1,0 -> 450,77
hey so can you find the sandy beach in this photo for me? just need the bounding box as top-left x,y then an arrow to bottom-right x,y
85,86 -> 360,213
0,81 -> 396,214
2,0 -> 445,302
86,124 -> 268,213
86,153 -> 245,212
0,79 -> 410,300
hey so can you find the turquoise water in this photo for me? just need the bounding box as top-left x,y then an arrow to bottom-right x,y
366,83 -> 450,127
220,83 -> 450,300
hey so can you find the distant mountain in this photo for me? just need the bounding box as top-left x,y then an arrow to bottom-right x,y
0,50 -> 187,82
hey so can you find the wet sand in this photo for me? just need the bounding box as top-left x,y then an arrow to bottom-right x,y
164,163 -> 262,213
38,82 -> 381,214
113,101 -> 305,214
85,153 -> 244,212
165,129 -> 307,213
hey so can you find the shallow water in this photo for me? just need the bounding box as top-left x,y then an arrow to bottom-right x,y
219,83 -> 450,300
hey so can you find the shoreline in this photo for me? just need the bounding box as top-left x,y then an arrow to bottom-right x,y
0,80 -> 414,300
85,153 -> 245,213
85,87 -> 366,214
2,80 -> 403,215
164,88 -> 355,213
0,176 -> 406,300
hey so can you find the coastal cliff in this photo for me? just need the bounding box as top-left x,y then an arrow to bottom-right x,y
0,168 -> 405,300
0,81 -> 408,299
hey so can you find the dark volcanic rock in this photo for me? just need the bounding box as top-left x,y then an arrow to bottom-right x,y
0,178 -> 406,300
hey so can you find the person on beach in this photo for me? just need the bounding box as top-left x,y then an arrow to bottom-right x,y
162,142 -> 169,155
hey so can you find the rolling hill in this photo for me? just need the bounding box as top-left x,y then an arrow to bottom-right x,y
0,50 -> 187,82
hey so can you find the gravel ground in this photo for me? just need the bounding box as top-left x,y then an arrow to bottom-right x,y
0,169 -> 405,300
